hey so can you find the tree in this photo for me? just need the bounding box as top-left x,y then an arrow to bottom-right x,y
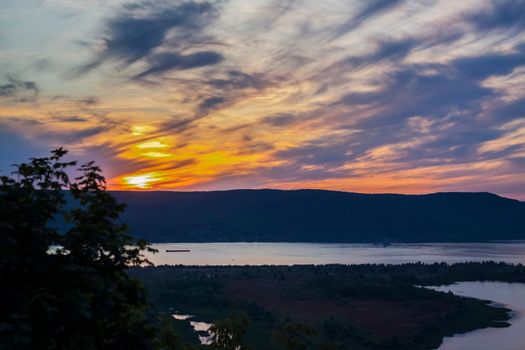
0,149 -> 166,350
272,323 -> 317,350
155,315 -> 198,350
209,311 -> 251,350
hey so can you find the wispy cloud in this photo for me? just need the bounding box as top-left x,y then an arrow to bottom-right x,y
74,0 -> 222,76
133,51 -> 223,78
0,75 -> 39,102
465,0 -> 525,32
1,0 -> 525,199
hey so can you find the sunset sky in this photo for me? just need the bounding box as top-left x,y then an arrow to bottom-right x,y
1,0 -> 524,198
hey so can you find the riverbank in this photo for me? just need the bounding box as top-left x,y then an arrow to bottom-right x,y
131,262 -> 524,349
430,282 -> 525,349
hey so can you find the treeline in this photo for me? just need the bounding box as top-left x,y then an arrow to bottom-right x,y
134,261 -> 525,288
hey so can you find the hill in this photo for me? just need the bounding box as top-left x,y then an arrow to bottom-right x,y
106,189 -> 525,243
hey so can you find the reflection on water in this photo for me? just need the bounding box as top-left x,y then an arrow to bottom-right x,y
145,242 -> 525,266
172,314 -> 192,320
172,313 -> 213,345
429,282 -> 525,350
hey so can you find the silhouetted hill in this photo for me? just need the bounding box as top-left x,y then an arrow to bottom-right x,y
103,190 -> 525,243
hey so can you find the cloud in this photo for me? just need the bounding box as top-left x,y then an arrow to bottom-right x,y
77,0 -> 220,74
159,118 -> 195,134
491,97 -> 525,121
208,70 -> 268,90
346,38 -> 417,67
338,66 -> 492,128
75,142 -> 160,179
313,30 -> 465,90
276,138 -> 350,167
332,44 -> 524,128
262,113 -> 297,127
0,75 -> 39,102
270,44 -> 525,179
466,1 -> 525,32
452,47 -> 525,81
344,30 -> 463,68
54,116 -> 90,123
61,126 -> 111,143
330,0 -> 402,40
0,116 -> 112,147
352,46 -> 525,130
133,50 -> 223,78
197,96 -> 225,116
78,96 -> 100,105
4,0 -> 525,198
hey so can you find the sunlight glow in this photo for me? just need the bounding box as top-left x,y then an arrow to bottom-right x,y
137,141 -> 169,149
131,126 -> 149,136
143,152 -> 171,158
123,174 -> 161,189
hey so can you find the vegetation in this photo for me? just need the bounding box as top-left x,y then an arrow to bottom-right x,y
132,262 -> 525,350
272,323 -> 317,350
0,149 -> 180,349
209,312 -> 251,350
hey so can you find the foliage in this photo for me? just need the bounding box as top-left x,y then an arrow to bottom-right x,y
0,149 -> 173,350
209,311 -> 252,350
272,323 -> 316,350
155,315 -> 199,350
134,263 -> 524,350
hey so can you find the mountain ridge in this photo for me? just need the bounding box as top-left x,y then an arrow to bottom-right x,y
104,189 -> 525,243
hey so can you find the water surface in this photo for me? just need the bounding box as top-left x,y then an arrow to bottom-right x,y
431,282 -> 525,350
172,313 -> 213,345
145,242 -> 525,265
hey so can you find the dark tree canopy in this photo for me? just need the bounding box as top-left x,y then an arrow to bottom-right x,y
0,149 -> 171,350
272,323 -> 316,350
209,312 -> 251,350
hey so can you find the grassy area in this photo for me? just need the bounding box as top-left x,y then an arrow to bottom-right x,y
130,262 -> 524,349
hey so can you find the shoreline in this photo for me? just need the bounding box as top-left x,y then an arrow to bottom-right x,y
132,263 -> 524,349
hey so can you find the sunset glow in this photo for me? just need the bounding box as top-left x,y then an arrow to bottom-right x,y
1,0 -> 524,199
123,174 -> 162,189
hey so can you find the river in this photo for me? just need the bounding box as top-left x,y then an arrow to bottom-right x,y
147,242 -> 525,349
430,282 -> 525,350
145,242 -> 525,266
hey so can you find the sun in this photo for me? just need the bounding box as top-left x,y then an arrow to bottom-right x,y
123,174 -> 157,189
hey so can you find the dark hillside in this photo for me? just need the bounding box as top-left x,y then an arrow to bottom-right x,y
104,190 -> 525,242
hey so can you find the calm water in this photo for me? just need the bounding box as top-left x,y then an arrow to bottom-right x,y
430,282 -> 525,350
145,242 -> 525,266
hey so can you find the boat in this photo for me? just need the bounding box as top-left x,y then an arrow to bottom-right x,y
165,249 -> 191,253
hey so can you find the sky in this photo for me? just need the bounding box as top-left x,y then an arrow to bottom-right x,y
0,0 -> 524,199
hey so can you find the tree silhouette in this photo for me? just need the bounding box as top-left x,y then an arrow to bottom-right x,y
209,311 -> 251,350
272,323 -> 317,350
0,149 -> 172,349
